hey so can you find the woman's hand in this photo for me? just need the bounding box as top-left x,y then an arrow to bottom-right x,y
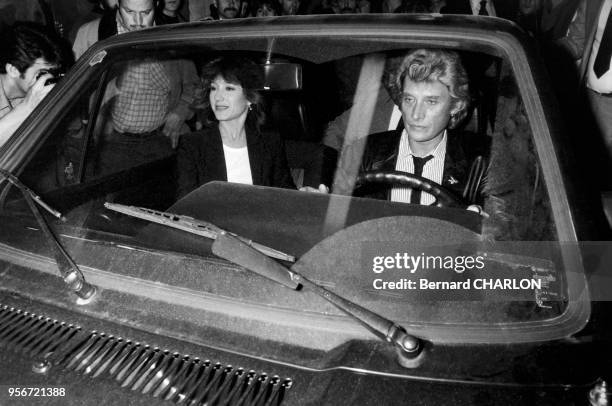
466,204 -> 489,218
299,184 -> 330,193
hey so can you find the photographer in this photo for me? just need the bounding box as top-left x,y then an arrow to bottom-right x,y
0,22 -> 64,146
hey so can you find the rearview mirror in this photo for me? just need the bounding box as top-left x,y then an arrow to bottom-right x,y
260,62 -> 302,90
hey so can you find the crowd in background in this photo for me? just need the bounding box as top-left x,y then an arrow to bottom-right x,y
0,1 -> 586,51
0,0 -> 568,38
69,0 -> 541,29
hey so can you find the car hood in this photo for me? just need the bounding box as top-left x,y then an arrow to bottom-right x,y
0,183 -> 605,404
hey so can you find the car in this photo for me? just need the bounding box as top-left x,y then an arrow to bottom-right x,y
1,14 -> 611,405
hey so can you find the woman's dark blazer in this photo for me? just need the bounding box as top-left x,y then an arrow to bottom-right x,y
176,126 -> 296,198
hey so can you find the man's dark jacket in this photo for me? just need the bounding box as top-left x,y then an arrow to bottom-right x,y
351,128 -> 489,203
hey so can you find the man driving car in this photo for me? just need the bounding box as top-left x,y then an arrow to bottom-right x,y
334,48 -> 488,209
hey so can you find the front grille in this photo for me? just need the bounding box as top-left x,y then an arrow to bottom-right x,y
0,304 -> 293,405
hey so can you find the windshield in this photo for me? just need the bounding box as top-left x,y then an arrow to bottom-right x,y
0,27 -> 585,347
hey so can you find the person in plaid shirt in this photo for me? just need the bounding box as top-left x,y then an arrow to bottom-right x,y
73,0 -> 200,174
111,60 -> 172,135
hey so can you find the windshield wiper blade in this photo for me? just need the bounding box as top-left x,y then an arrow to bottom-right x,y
0,169 -> 64,220
104,203 -> 295,263
212,232 -> 425,368
0,169 -> 96,303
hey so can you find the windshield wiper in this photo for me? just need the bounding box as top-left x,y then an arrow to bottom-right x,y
0,169 -> 96,303
212,232 -> 425,368
104,203 -> 295,262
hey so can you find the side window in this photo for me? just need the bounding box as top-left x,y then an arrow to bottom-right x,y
19,84 -> 98,194
3,56 -> 198,237
0,81 -> 98,222
2,65 -> 177,233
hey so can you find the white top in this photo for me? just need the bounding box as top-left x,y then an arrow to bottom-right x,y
469,0 -> 496,16
391,130 -> 447,205
587,0 -> 612,94
222,144 -> 253,185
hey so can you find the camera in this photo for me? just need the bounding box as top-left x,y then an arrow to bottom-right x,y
36,70 -> 64,86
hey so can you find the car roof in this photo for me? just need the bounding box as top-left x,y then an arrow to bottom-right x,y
79,14 -> 533,63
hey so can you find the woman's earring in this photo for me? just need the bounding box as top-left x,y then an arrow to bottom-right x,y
248,104 -> 253,111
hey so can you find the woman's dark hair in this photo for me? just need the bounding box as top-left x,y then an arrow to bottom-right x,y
0,22 -> 65,74
201,56 -> 265,130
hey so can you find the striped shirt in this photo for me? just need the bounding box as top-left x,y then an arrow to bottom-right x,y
390,130 -> 447,205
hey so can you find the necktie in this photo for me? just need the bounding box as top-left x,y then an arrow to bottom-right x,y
594,8 -> 612,78
478,0 -> 488,16
410,155 -> 433,204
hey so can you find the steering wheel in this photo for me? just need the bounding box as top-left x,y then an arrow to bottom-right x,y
355,170 -> 467,208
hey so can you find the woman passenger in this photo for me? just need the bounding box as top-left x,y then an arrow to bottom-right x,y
176,57 -> 295,198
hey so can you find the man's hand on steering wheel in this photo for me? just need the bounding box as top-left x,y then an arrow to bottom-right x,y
355,170 -> 487,217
